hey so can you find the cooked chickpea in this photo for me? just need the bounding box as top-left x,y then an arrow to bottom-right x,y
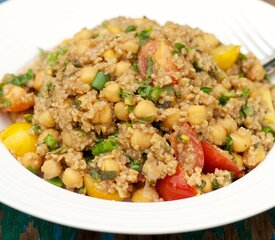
187,105 -> 207,125
202,33 -> 220,52
131,129 -> 153,150
103,49 -> 117,61
162,108 -> 181,129
115,61 -> 131,76
99,103 -> 112,124
231,129 -> 252,153
122,40 -> 139,53
38,110 -> 55,128
20,152 -> 43,171
108,25 -> 121,33
101,159 -> 120,172
205,125 -> 227,146
243,146 -> 266,168
216,117 -> 237,134
80,66 -> 97,84
102,82 -> 121,102
134,100 -> 157,120
62,168 -> 83,189
38,129 -> 59,144
132,186 -> 159,202
212,84 -> 227,98
114,102 -> 129,121
201,175 -> 213,193
74,28 -> 93,41
34,71 -> 46,91
61,130 -> 74,147
76,39 -> 90,56
41,160 -> 62,179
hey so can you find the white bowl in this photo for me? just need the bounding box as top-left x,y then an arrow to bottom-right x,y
0,0 -> 274,234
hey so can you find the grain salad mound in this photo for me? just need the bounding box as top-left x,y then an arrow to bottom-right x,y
0,17 -> 274,202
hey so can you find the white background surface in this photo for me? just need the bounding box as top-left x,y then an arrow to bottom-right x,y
0,0 -> 274,234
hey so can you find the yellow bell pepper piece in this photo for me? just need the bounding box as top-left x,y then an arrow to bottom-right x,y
0,122 -> 38,157
212,45 -> 240,71
83,174 -> 122,201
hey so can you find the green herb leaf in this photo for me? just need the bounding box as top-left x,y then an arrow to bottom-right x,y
44,134 -> 59,151
212,178 -> 219,189
242,88 -> 250,97
46,82 -> 55,93
145,57 -> 153,83
32,124 -> 41,135
239,103 -> 253,119
120,90 -> 134,105
219,95 -> 228,106
128,159 -> 142,171
224,136 -> 233,152
223,92 -> 237,98
92,137 -> 119,156
125,25 -> 137,33
27,166 -> 39,174
193,61 -> 203,72
172,42 -> 189,55
137,116 -> 155,123
50,146 -> 68,154
132,61 -> 139,72
90,169 -> 117,180
264,74 -> 270,82
200,180 -> 206,188
262,125 -> 275,137
91,71 -> 111,91
23,114 -> 33,123
238,72 -> 246,78
47,177 -> 63,187
200,87 -> 212,94
138,28 -> 152,46
8,69 -> 34,87
238,52 -> 247,61
47,52 -> 59,63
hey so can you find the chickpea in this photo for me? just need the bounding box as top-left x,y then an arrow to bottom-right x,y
202,33 -> 220,52
62,168 -> 83,189
101,158 -> 120,172
132,186 -> 159,202
92,102 -> 112,125
187,105 -> 207,125
61,130 -> 74,147
231,129 -> 252,153
108,25 -> 121,33
74,28 -> 93,41
131,129 -> 153,150
205,125 -> 227,146
162,108 -> 181,129
80,66 -> 97,84
115,61 -> 131,76
114,102 -> 129,121
103,49 -> 117,61
34,71 -> 46,91
134,100 -> 157,120
38,110 -> 55,128
243,146 -> 265,168
201,175 -> 213,193
102,82 -> 121,102
212,84 -> 227,98
76,39 -> 90,56
122,40 -> 139,54
216,117 -> 237,134
20,152 -> 43,171
41,160 -> 62,179
38,129 -> 59,144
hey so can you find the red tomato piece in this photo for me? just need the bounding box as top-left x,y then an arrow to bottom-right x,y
137,40 -> 176,81
201,141 -> 242,178
156,165 -> 196,201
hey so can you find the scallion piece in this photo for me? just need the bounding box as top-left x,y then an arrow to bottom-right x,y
47,177 -> 63,187
242,88 -> 250,97
200,87 -> 212,94
92,137 -> 119,156
212,179 -> 219,189
44,134 -> 59,151
90,169 -> 117,180
91,71 -> 111,91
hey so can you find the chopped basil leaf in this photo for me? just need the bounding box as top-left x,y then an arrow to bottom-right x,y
224,136 -> 233,152
91,71 -> 111,91
47,177 -> 63,187
125,25 -> 137,33
44,134 -> 59,151
138,28 -> 152,46
229,171 -> 235,179
200,87 -> 212,94
90,169 -> 117,180
24,114 -> 33,122
212,178 -> 219,189
92,137 -> 119,156
242,88 -> 250,97
32,124 -> 41,135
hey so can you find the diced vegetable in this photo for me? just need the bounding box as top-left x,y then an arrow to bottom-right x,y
44,134 -> 59,151
90,169 -> 117,180
138,28 -> 152,46
92,137 -> 119,156
24,114 -> 33,123
200,87 -> 212,94
125,25 -> 137,33
4,69 -> 34,87
212,45 -> 240,71
91,71 -> 111,91
47,177 -> 64,187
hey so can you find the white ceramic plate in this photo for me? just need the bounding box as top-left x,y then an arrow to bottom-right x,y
0,0 -> 275,234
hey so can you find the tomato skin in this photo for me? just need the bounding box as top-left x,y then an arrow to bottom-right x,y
201,141 -> 242,178
156,165 -> 196,201
170,123 -> 204,169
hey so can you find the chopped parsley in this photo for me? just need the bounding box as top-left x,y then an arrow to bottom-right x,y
264,74 -> 270,82
128,158 -> 142,171
92,137 -> 119,156
212,179 -> 219,189
218,92 -> 237,106
238,52 -> 247,61
23,114 -> 33,123
7,69 -> 34,87
47,47 -> 67,64
27,166 -> 39,175
90,169 -> 117,180
193,61 -> 203,72
262,125 -> 275,137
120,90 -> 134,105
200,180 -> 206,188
32,124 -> 41,135
74,100 -> 82,109
242,88 -> 250,97
138,28 -> 152,46
200,87 -> 212,94
172,42 -> 189,55
50,146 -> 68,154
224,136 -> 233,153
239,103 -> 253,119
125,25 -> 137,33
46,82 -> 55,93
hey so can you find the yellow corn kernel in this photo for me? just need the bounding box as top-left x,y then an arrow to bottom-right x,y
0,122 -> 38,157
212,45 -> 240,71
84,174 -> 122,201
